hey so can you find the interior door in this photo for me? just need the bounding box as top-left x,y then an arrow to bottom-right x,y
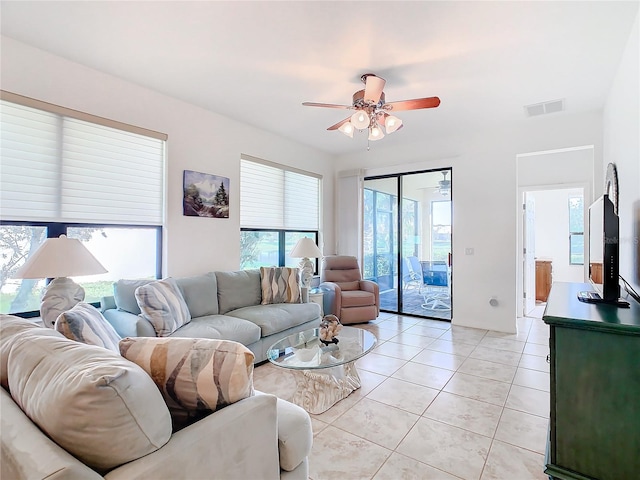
523,195 -> 536,315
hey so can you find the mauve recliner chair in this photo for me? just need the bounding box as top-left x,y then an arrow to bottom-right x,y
320,255 -> 380,324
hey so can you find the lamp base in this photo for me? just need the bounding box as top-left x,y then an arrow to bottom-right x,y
299,257 -> 314,290
40,277 -> 85,328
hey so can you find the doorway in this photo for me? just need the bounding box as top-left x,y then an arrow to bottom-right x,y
363,169 -> 452,321
521,186 -> 587,316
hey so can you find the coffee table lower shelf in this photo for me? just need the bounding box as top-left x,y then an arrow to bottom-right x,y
290,361 -> 361,414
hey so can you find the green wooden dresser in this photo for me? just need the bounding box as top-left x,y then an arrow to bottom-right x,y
543,282 -> 640,480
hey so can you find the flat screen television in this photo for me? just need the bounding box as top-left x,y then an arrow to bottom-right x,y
583,194 -> 620,303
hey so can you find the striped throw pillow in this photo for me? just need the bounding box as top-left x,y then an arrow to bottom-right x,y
135,278 -> 191,336
55,303 -> 121,352
119,337 -> 254,421
260,266 -> 301,304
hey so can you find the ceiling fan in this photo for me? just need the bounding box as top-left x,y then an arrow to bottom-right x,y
303,73 -> 440,141
438,171 -> 451,196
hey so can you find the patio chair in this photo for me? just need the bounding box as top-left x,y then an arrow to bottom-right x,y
402,256 -> 422,290
420,260 -> 451,311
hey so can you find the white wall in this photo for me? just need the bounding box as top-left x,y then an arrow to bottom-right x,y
0,37 -> 335,277
336,113 -> 602,333
603,13 -> 640,297
528,188 -> 585,284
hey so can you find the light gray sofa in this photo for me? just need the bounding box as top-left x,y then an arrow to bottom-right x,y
0,315 -> 313,480
101,270 -> 322,363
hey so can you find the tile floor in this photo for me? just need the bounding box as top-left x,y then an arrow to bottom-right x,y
253,307 -> 551,480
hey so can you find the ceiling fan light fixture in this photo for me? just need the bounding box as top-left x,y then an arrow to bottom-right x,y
438,171 -> 451,196
350,110 -> 370,129
384,115 -> 403,134
368,124 -> 384,141
338,122 -> 354,138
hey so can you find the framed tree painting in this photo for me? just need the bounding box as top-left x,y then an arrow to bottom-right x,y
183,170 -> 230,218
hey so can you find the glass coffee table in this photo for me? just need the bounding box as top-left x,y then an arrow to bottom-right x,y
267,326 -> 377,414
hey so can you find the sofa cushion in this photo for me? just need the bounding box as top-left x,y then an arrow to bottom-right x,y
260,267 -> 301,304
170,315 -> 261,345
7,334 -> 171,471
135,278 -> 191,336
175,273 -> 219,317
0,315 -> 63,390
119,337 -> 255,421
114,279 -> 154,314
216,269 -> 262,314
226,302 -> 321,337
54,302 -> 121,352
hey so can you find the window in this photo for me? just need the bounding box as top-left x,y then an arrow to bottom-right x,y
0,91 -> 165,316
431,200 -> 451,261
569,195 -> 584,265
240,155 -> 321,270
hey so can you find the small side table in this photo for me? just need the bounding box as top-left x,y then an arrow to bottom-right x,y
308,288 -> 324,316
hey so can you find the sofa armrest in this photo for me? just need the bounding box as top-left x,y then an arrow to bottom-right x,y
102,309 -> 156,338
359,280 -> 380,314
105,394 -> 280,480
100,295 -> 117,312
319,282 -> 342,317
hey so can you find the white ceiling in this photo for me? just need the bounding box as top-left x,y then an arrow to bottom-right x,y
1,1 -> 637,156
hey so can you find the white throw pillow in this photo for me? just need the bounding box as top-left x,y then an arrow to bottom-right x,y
55,302 -> 121,352
135,278 -> 191,336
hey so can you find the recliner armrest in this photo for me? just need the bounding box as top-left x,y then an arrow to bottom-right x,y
359,280 -> 380,314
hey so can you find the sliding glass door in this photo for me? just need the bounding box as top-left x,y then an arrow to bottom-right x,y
364,169 -> 452,321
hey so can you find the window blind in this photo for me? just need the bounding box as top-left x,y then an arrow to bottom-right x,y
0,94 -> 165,225
240,156 -> 320,230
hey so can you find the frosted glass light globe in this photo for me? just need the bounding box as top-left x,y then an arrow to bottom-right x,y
350,111 -> 370,129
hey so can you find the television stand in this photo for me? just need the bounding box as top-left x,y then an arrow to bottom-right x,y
544,282 -> 640,480
577,290 -> 630,308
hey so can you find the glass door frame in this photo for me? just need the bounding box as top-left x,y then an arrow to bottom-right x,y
364,167 -> 453,320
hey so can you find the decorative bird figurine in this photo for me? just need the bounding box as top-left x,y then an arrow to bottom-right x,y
319,314 -> 342,345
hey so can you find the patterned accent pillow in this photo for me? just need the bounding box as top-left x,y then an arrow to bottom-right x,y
260,266 -> 301,304
55,303 -> 121,352
119,337 -> 255,424
135,278 -> 191,336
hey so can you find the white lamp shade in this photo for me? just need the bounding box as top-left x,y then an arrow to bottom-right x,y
368,125 -> 385,141
350,110 -> 370,129
384,115 -> 403,134
338,122 -> 354,138
14,235 -> 107,279
289,237 -> 322,259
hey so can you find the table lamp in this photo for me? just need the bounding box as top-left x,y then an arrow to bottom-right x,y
13,234 -> 107,327
289,237 -> 322,289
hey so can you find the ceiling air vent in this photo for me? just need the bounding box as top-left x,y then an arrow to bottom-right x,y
524,99 -> 565,117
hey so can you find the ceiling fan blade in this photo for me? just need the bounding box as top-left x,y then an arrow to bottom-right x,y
302,102 -> 351,109
363,75 -> 386,104
385,96 -> 441,111
327,117 -> 351,131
